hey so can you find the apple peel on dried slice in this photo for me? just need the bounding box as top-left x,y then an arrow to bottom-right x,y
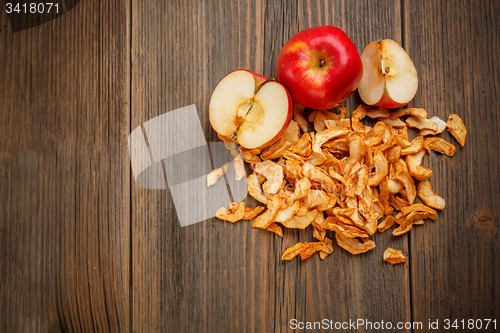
399,203 -> 438,219
302,163 -> 337,193
367,107 -> 390,119
424,137 -> 456,156
293,103 -> 309,133
274,201 -> 300,223
364,122 -> 386,147
392,205 -> 437,236
242,206 -> 266,220
281,209 -> 318,229
215,202 -> 246,222
266,223 -> 283,237
405,150 -> 432,181
447,114 -> 467,148
392,211 -> 423,236
377,215 -> 396,233
381,117 -> 406,127
325,216 -> 370,238
292,132 -> 312,157
335,232 -> 376,255
310,127 -> 350,165
405,116 -> 438,132
304,189 -> 334,211
319,237 -> 334,259
281,239 -> 332,261
390,108 -> 428,119
368,150 -> 388,187
281,242 -> 306,260
246,173 -> 268,203
419,116 -> 447,136
299,241 -> 331,260
254,160 -> 284,195
286,177 -> 311,205
383,248 -> 406,265
393,160 -> 417,204
252,195 -> 283,229
417,179 -> 446,210
401,136 -> 425,155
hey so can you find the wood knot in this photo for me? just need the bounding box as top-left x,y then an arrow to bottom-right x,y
473,209 -> 496,237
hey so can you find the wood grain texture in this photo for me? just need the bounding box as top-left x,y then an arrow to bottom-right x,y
131,1 -> 411,332
0,1 -> 130,332
403,0 -> 500,329
2,0 -> 500,332
285,2 -> 412,332
131,0 -> 268,331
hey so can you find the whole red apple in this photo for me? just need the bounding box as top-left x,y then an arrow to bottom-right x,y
277,26 -> 363,110
209,69 -> 293,149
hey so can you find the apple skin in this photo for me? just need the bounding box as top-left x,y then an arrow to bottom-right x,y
255,88 -> 293,149
243,69 -> 268,86
374,87 -> 409,109
277,26 -> 363,110
363,78 -> 418,109
209,69 -> 294,149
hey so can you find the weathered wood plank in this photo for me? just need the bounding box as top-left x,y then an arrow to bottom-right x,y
131,0 -> 410,332
3,0 -> 499,331
131,0 -> 266,332
0,1 -> 131,331
273,1 -> 411,332
403,0 -> 500,328
260,3 -> 299,332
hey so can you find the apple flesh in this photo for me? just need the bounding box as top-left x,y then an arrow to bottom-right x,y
358,39 -> 418,108
277,26 -> 363,110
209,69 -> 293,149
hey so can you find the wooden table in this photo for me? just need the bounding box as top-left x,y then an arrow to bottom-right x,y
1,0 -> 499,332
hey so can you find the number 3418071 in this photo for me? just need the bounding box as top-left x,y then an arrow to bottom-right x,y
5,3 -> 59,14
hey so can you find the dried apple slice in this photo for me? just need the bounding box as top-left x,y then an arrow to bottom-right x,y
447,114 -> 467,147
417,179 -> 446,210
383,248 -> 407,265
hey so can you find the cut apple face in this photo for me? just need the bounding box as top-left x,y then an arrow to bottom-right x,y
358,39 -> 418,108
209,69 -> 293,149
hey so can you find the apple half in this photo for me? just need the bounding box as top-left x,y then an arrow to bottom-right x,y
209,69 -> 293,149
358,39 -> 418,109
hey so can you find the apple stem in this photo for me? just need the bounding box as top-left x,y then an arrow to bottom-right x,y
244,101 -> 254,115
254,78 -> 275,95
319,59 -> 325,67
